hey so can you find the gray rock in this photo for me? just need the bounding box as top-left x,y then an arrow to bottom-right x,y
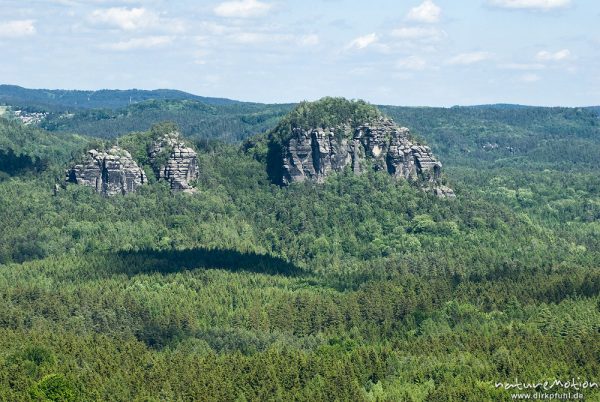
149,131 -> 199,193
279,117 -> 454,197
435,185 -> 456,198
66,146 -> 147,196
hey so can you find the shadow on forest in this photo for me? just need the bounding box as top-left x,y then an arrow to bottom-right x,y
107,247 -> 304,277
0,148 -> 47,177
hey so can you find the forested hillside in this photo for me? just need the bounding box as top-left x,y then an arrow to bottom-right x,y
0,98 -> 598,400
381,105 -> 600,170
0,118 -> 86,179
40,99 -> 293,142
0,84 -> 239,110
3,86 -> 598,167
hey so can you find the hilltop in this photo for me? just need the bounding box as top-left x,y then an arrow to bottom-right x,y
0,84 -> 241,110
259,98 -> 454,197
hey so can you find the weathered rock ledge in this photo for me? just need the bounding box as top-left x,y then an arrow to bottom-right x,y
279,117 -> 455,198
149,131 -> 199,193
66,130 -> 199,196
66,146 -> 147,196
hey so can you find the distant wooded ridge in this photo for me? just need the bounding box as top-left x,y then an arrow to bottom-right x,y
2,84 -> 599,111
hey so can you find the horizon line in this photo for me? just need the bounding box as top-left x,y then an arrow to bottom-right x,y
1,83 -> 598,109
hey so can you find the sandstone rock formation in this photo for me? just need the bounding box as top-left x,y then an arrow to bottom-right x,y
66,146 -> 147,196
67,129 -> 200,196
279,117 -> 455,197
149,131 -> 199,193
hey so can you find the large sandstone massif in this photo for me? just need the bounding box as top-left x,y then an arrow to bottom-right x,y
274,115 -> 455,198
67,130 -> 199,196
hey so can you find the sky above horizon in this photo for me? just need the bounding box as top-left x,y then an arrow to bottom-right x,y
0,0 -> 598,106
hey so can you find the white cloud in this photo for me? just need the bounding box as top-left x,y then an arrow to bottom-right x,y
0,20 -> 36,38
348,66 -> 375,76
519,73 -> 541,82
101,35 -> 174,51
391,26 -> 446,42
499,62 -> 546,70
198,21 -> 233,35
229,32 -> 272,44
192,48 -> 210,65
50,0 -> 140,4
226,31 -> 317,48
346,33 -> 378,50
447,51 -> 493,65
214,0 -> 272,18
298,34 -> 319,46
396,56 -> 427,70
194,21 -> 317,49
488,0 -> 571,10
89,7 -> 158,31
536,49 -> 570,61
88,7 -> 184,33
406,0 -> 442,23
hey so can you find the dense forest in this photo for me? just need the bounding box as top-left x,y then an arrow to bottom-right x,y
0,92 -> 598,400
0,85 -> 240,110
40,100 -> 293,143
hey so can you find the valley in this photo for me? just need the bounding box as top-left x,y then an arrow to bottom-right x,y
0,87 -> 598,401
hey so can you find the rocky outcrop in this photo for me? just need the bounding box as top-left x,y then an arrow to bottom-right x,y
149,131 -> 199,193
279,117 -> 454,197
66,147 -> 147,196
430,185 -> 456,198
67,130 -> 200,196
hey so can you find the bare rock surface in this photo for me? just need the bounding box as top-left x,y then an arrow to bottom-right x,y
280,117 -> 454,197
149,131 -> 199,193
66,146 -> 147,196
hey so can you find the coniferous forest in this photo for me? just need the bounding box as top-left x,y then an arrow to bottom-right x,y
0,89 -> 599,401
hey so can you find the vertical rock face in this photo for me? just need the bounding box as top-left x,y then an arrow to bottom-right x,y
149,131 -> 199,193
66,147 -> 147,196
280,117 -> 455,198
67,130 -> 200,196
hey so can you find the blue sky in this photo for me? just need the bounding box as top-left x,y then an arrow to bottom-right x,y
0,0 -> 598,106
